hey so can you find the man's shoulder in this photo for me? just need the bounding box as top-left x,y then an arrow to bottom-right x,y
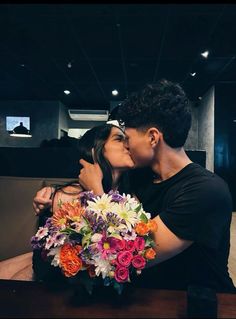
181,164 -> 232,211
183,163 -> 227,188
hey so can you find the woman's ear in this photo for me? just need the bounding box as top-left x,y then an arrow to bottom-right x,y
148,127 -> 161,147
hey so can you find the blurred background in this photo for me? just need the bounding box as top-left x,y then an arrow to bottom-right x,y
0,3 -> 235,208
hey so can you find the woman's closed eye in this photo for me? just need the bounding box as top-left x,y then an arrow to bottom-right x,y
114,134 -> 125,141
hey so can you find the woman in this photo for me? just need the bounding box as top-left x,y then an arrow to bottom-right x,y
0,122 -> 135,281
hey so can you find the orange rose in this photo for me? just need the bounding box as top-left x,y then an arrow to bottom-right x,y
60,243 -> 83,277
62,257 -> 83,277
147,220 -> 158,233
135,222 -> 149,236
145,248 -> 156,260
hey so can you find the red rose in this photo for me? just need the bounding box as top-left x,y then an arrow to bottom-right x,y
132,255 -> 146,269
110,238 -> 126,251
134,237 -> 145,251
114,266 -> 129,283
125,240 -> 136,252
117,251 -> 133,267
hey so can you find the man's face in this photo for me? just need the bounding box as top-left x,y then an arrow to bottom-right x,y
124,128 -> 154,167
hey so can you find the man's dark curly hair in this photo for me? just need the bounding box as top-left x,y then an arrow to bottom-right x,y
117,79 -> 192,148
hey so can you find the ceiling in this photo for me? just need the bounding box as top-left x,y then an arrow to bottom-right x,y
1,3 -> 236,110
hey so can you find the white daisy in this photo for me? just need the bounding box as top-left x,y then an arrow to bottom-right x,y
114,203 -> 139,232
87,193 -> 116,219
93,256 -> 112,279
47,247 -> 60,267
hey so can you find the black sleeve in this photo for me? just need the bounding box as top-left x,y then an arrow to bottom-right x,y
159,176 -> 233,250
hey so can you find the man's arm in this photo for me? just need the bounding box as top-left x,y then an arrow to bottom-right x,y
148,215 -> 193,266
33,187 -> 54,215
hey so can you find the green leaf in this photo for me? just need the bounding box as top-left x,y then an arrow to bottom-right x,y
134,203 -> 142,213
110,233 -> 122,240
82,233 -> 92,248
60,227 -> 78,235
140,212 -> 148,223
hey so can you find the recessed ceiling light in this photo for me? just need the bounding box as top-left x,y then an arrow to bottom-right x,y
190,72 -> 196,77
201,50 -> 209,58
112,89 -> 119,96
64,90 -> 71,95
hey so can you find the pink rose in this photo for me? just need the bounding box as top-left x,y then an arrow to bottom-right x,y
125,240 -> 136,252
110,238 -> 125,251
134,237 -> 145,251
114,266 -> 129,283
117,251 -> 133,267
132,255 -> 146,269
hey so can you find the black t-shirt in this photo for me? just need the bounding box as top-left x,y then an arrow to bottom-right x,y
133,163 -> 236,293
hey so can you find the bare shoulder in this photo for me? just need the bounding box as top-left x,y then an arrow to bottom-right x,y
60,184 -> 83,194
52,183 -> 83,212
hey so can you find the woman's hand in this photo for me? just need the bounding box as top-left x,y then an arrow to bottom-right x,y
79,159 -> 104,195
33,186 -> 53,215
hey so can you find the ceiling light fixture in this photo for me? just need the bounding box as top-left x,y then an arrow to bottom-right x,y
67,62 -> 72,68
190,72 -> 196,77
64,90 -> 71,95
112,89 -> 119,96
201,50 -> 209,58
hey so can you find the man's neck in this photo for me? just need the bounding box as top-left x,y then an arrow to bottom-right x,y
151,145 -> 192,183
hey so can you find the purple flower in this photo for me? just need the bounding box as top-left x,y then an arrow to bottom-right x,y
80,191 -> 96,206
108,190 -> 124,203
106,212 -> 122,227
31,236 -> 43,250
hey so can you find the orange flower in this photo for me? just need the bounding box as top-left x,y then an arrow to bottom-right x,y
135,222 -> 149,236
147,220 -> 158,233
52,201 -> 85,227
62,201 -> 85,222
52,208 -> 68,227
60,243 -> 83,277
145,248 -> 156,260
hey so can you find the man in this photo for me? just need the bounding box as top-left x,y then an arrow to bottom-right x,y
13,122 -> 29,134
34,79 -> 235,292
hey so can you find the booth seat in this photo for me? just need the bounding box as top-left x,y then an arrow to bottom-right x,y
0,176 -> 72,261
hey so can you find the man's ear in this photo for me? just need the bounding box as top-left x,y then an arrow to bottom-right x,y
147,127 -> 161,147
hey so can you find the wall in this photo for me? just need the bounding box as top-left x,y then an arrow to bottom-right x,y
58,102 -> 69,137
184,101 -> 199,150
0,100 -> 61,147
215,83 -> 236,210
198,87 -> 215,172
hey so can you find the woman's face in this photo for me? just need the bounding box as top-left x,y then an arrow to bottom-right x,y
103,127 -> 135,170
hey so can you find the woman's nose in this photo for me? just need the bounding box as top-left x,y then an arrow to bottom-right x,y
123,140 -> 129,150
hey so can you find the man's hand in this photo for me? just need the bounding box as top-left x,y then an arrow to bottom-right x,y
79,159 -> 104,195
33,186 -> 54,215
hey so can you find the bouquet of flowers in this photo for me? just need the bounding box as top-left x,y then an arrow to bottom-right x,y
31,191 -> 157,294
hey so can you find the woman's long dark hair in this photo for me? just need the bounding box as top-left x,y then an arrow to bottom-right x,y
77,124 -> 130,193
